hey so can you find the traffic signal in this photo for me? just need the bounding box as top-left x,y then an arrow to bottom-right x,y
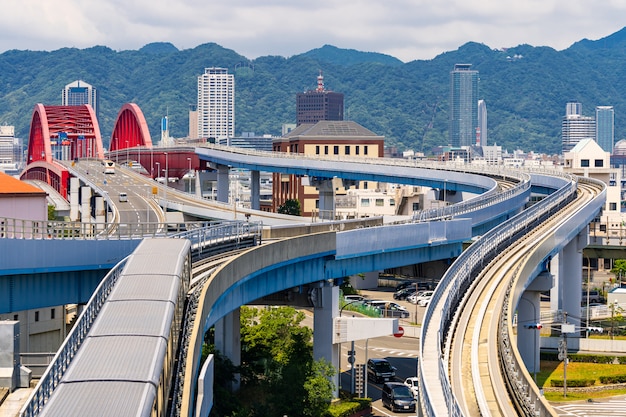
347,350 -> 356,364
524,323 -> 542,330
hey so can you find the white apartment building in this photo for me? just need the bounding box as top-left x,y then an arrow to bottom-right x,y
197,67 -> 235,139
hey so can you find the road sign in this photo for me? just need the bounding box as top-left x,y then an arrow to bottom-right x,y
394,326 -> 404,338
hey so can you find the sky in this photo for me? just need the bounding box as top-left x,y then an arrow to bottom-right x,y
2,0 -> 626,63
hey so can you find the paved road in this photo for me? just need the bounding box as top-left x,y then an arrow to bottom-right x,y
551,396 -> 626,416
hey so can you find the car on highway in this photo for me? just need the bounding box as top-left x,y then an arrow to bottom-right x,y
382,382 -> 417,412
367,358 -> 396,383
404,377 -> 419,398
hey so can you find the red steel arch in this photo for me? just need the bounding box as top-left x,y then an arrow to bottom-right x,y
21,104 -> 104,198
26,104 -> 104,163
109,103 -> 153,152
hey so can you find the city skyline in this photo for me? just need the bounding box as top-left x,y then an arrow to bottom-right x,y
0,1 -> 625,63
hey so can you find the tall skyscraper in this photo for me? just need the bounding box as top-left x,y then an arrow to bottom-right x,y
0,125 -> 15,168
197,67 -> 235,139
449,64 -> 479,147
562,102 -> 595,153
62,80 -> 98,118
596,106 -> 615,153
296,71 -> 344,126
477,99 -> 488,146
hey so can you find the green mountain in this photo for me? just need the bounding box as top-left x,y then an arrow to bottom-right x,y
1,28 -> 626,156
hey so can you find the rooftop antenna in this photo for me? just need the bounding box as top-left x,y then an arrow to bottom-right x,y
316,70 -> 324,92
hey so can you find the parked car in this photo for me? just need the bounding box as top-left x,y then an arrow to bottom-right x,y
367,358 -> 396,383
382,382 -> 416,412
418,293 -> 433,306
395,280 -> 414,292
369,301 -> 410,318
393,287 -> 415,300
344,294 -> 364,303
404,377 -> 419,398
582,290 -> 603,304
409,290 -> 434,306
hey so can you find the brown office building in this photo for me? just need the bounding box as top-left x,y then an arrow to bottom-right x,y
271,120 -> 384,217
296,72 -> 344,126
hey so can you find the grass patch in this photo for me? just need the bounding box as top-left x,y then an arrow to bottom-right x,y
539,360 -> 626,401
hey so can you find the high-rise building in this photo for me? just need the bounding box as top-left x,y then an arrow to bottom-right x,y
562,102 -> 595,153
596,106 -> 615,153
0,125 -> 15,169
197,67 -> 235,139
296,71 -> 344,126
449,64 -> 479,147
62,80 -> 98,118
477,99 -> 487,146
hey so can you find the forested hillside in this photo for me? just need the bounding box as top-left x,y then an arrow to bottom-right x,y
2,27 -> 626,156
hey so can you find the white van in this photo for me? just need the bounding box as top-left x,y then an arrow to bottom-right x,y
118,192 -> 128,202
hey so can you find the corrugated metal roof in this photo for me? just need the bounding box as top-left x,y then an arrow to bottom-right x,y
0,172 -> 47,195
39,380 -> 155,417
63,335 -> 167,383
90,300 -> 174,338
122,238 -> 189,276
109,273 -> 180,302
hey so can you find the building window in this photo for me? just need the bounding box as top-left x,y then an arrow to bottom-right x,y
361,198 -> 370,207
390,199 -> 395,206
13,314 -> 18,321
315,145 -> 320,155
595,159 -> 604,167
363,181 -> 368,189
375,198 -> 384,206
334,146 -> 339,155
315,200 -> 319,208
35,311 -> 39,322
581,159 -> 590,167
356,146 -> 360,155
345,146 -> 350,155
324,146 -> 328,155
412,202 -> 419,211
364,146 -> 368,155
610,202 -> 617,211
51,308 -> 55,320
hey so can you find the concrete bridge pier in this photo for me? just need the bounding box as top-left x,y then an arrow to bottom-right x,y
216,164 -> 229,204
214,308 -> 241,391
518,272 -> 552,376
80,186 -> 92,226
312,283 -> 340,396
69,177 -> 80,221
250,170 -> 260,211
550,228 -> 588,350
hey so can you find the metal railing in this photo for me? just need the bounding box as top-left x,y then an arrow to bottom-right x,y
19,256 -> 128,417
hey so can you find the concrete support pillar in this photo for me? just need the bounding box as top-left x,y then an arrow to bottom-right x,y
214,308 -> 241,391
518,292 -> 541,375
316,179 -> 336,220
80,186 -> 92,224
313,284 -> 339,396
0,321 -> 19,390
216,164 -> 229,203
94,196 -> 105,231
550,229 -> 587,350
250,170 -> 260,211
518,271 -> 552,376
69,177 -> 80,221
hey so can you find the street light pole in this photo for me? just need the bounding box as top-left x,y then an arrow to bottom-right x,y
187,157 -> 192,193
339,299 -> 362,395
126,140 -> 129,164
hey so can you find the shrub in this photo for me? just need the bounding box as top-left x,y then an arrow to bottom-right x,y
325,398 -> 371,417
550,379 -> 595,388
599,375 -> 626,384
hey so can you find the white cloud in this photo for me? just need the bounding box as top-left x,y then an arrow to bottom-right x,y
0,0 -> 624,61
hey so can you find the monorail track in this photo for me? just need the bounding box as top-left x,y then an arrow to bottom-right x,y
448,180 -> 603,416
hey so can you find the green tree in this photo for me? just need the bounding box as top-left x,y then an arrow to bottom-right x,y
611,259 -> 626,286
47,204 -> 56,220
277,199 -> 301,216
303,359 -> 335,417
